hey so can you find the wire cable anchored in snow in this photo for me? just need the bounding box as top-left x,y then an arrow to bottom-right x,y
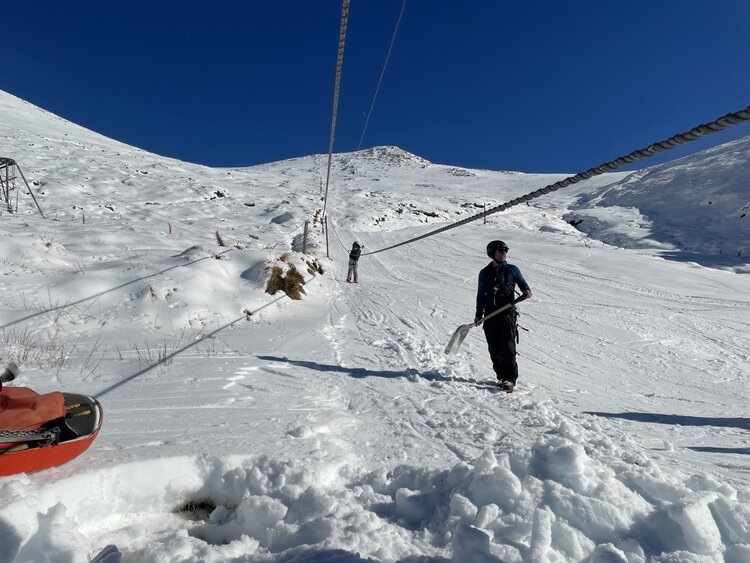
357,0 -> 407,150
362,104 -> 750,256
95,272 -> 319,398
0,249 -> 235,331
327,216 -> 353,253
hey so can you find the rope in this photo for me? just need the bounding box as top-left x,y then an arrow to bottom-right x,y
95,268 -> 321,398
357,0 -> 407,150
0,427 -> 57,445
4,168 -> 321,332
321,0 -> 351,221
362,104 -> 750,256
328,216 -> 352,253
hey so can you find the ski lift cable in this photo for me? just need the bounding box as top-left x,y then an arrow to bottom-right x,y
321,0 -> 351,221
361,104 -> 750,257
95,267 -> 323,398
328,216 -> 353,253
357,0 -> 408,150
0,174 -> 322,330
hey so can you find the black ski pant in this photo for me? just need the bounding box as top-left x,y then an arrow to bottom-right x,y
482,309 -> 518,383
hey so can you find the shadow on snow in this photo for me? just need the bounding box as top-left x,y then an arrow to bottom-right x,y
585,411 -> 750,431
686,446 -> 750,456
256,355 -> 498,389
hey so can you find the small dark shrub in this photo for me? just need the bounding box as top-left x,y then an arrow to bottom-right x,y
174,499 -> 217,521
265,264 -> 306,300
266,265 -> 284,295
284,266 -> 306,300
306,259 -> 324,276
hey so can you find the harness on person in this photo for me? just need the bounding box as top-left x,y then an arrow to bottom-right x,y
484,265 -> 520,343
486,264 -> 516,310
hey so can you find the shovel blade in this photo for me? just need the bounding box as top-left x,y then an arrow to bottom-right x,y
445,324 -> 474,355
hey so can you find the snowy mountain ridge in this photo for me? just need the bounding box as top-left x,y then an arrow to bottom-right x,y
1,90 -> 749,562
3,87 -> 748,270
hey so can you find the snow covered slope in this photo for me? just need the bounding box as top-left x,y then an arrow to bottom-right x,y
1,89 -> 749,562
565,137 -> 750,272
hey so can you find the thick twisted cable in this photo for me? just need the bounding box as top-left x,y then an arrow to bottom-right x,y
0,428 -> 57,444
321,0 -> 351,220
363,105 -> 750,256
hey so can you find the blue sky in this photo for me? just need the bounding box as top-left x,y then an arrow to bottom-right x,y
4,1 -> 750,173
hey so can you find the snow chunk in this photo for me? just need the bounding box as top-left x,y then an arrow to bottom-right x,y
530,435 -> 589,489
449,493 -> 478,523
588,542 -> 629,562
667,493 -> 722,554
190,495 -> 284,548
451,523 -> 502,563
15,503 -> 91,563
394,487 -> 436,527
468,465 -> 522,511
528,507 -> 554,562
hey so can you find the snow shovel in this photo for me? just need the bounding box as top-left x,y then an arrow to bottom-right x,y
444,295 -> 527,355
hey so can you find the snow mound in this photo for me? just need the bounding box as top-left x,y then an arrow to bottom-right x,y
4,422 -> 750,563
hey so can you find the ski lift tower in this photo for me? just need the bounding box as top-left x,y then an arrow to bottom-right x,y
0,157 -> 45,218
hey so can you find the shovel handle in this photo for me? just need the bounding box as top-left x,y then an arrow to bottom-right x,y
475,294 -> 527,325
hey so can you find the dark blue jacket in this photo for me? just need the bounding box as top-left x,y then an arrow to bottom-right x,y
349,244 -> 362,262
475,261 -> 530,318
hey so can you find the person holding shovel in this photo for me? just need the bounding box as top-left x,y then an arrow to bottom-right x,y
474,240 -> 532,392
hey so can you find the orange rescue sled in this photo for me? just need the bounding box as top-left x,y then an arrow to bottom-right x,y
0,386 -> 103,476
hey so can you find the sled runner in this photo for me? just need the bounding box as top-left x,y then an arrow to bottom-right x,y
0,365 -> 103,476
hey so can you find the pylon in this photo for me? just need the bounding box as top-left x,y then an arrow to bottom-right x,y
0,157 -> 44,217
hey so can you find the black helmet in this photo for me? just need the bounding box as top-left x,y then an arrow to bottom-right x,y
486,240 -> 509,258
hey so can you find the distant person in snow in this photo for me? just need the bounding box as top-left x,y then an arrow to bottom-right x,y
347,241 -> 362,283
474,240 -> 532,393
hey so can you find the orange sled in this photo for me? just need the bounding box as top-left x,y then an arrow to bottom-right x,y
0,387 -> 103,476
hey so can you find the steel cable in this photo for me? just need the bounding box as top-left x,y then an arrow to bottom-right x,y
357,0 -> 408,150
321,0 -> 351,221
362,105 -> 750,256
0,428 -> 57,444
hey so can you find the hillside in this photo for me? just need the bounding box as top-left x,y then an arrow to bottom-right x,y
565,136 -> 750,272
1,90 -> 749,563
